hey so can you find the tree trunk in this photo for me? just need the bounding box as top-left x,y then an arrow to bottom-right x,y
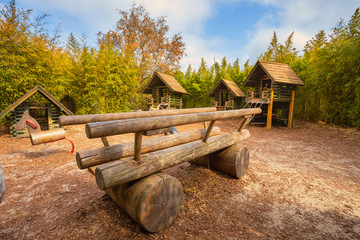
86,108 -> 261,138
77,127 -> 221,169
106,173 -> 183,233
59,107 -> 217,126
95,129 -> 250,189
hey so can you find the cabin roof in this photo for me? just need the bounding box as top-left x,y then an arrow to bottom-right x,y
243,60 -> 304,87
142,72 -> 187,94
208,79 -> 246,97
0,85 -> 74,120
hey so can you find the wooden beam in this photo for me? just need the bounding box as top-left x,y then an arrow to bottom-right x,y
86,108 -> 261,139
288,90 -> 295,128
95,129 -> 251,189
30,128 -> 66,145
59,107 -> 217,126
76,127 -> 221,169
202,120 -> 215,142
134,132 -> 142,161
266,89 -> 274,130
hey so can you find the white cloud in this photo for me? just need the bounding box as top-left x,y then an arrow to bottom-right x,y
245,0 -> 359,63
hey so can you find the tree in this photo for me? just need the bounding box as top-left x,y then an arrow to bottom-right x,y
98,4 -> 185,85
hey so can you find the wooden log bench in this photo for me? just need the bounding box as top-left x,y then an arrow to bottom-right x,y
61,107 -> 261,232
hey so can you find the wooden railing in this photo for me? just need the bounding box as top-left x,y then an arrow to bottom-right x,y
247,88 -> 292,102
161,96 -> 183,108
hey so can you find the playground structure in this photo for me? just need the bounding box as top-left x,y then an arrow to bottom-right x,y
0,85 -> 74,138
243,60 -> 304,129
141,72 -> 187,110
208,79 -> 246,110
14,111 -> 75,158
59,107 -> 261,232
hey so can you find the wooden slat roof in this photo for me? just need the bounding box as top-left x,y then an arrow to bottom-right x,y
142,72 -> 187,94
208,79 -> 246,97
0,85 -> 74,120
244,60 -> 304,87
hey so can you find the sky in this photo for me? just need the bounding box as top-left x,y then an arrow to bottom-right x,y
1,0 -> 359,70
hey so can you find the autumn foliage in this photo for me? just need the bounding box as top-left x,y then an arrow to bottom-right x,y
0,1 -> 359,128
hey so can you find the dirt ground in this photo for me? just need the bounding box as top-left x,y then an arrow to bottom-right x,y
0,119 -> 359,240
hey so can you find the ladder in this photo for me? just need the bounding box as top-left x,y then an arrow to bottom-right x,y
227,99 -> 265,128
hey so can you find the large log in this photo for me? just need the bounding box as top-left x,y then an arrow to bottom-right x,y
95,129 -> 251,189
59,107 -> 217,126
0,163 -> 4,203
30,128 -> 66,145
86,108 -> 261,138
191,143 -> 250,178
105,173 -> 183,233
77,127 -> 221,169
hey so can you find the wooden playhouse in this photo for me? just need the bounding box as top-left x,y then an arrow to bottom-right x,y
0,85 -> 74,138
142,72 -> 187,109
243,60 -> 304,129
208,79 -> 246,110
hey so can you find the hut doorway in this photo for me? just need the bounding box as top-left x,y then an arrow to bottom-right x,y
219,89 -> 230,106
29,104 -> 49,130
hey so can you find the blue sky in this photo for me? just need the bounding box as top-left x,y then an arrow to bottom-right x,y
1,0 -> 359,70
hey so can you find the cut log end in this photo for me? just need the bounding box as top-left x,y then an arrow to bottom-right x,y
95,167 -> 106,190
137,173 -> 183,232
106,173 -> 183,233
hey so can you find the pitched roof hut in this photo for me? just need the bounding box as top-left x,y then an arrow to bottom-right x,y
244,60 -> 304,129
208,79 -> 245,110
142,72 -> 187,109
0,85 -> 74,137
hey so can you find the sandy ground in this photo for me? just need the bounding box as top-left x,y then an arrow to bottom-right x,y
0,120 -> 359,239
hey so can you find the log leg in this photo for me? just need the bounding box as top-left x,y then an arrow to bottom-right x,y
210,144 -> 249,178
105,173 -> 183,233
192,144 -> 250,179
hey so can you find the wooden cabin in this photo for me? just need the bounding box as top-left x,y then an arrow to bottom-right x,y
0,85 -> 74,138
142,72 -> 187,109
243,60 -> 304,129
208,79 -> 246,110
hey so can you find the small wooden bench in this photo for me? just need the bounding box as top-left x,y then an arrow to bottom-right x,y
59,107 -> 261,232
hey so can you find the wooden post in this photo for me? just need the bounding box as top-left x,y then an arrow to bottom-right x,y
202,120 -> 215,142
134,132 -> 142,161
105,173 -> 183,233
86,108 -> 261,139
288,90 -> 295,128
95,129 -> 251,189
237,116 -> 250,132
266,89 -> 274,130
77,127 -> 221,169
101,137 -> 110,147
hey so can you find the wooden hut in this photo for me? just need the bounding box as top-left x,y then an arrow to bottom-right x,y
208,79 -> 246,110
0,85 -> 74,138
243,60 -> 304,129
142,72 -> 187,109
